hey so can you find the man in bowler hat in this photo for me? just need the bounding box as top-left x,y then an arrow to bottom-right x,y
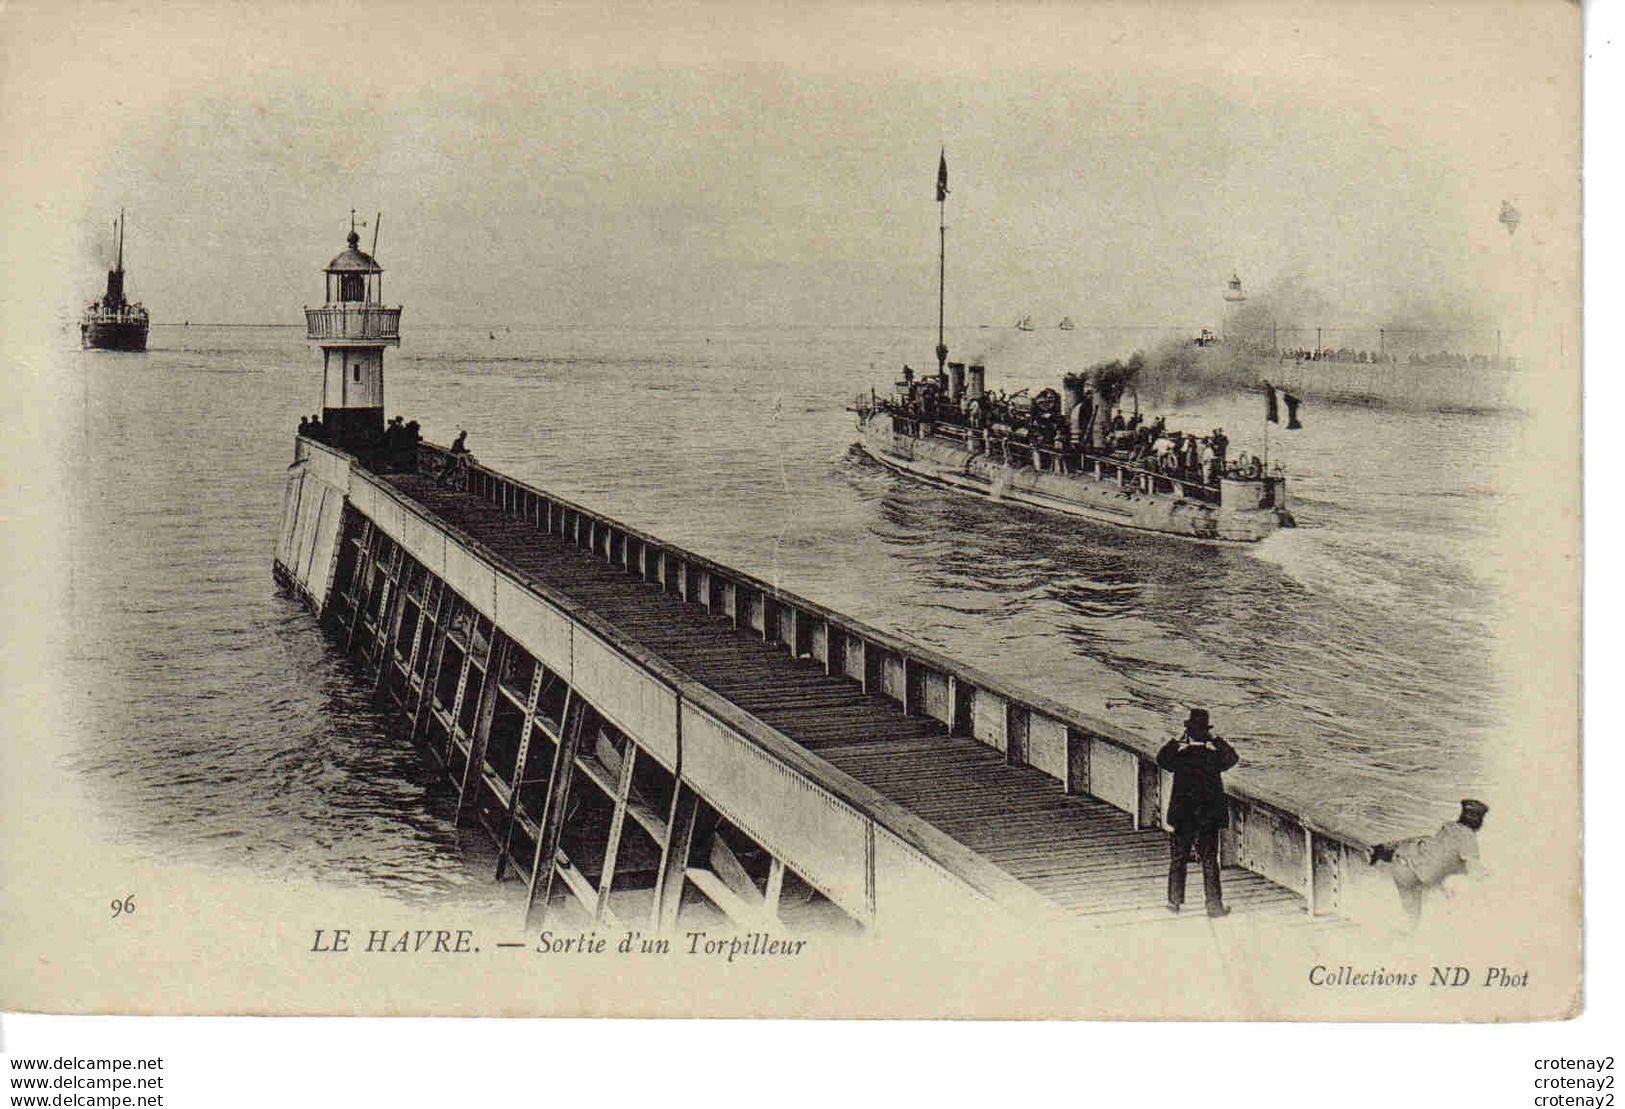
1369,799 -> 1488,927
1157,708 -> 1240,917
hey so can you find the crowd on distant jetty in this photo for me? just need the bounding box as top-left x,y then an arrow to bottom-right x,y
1400,349 -> 1507,368
1277,347 -> 1507,368
1281,347 -> 1397,365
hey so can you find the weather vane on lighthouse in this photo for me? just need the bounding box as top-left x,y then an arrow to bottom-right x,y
304,211 -> 400,454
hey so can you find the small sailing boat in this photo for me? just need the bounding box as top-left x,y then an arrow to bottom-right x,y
1016,315 -> 1035,332
1058,317 -> 1075,331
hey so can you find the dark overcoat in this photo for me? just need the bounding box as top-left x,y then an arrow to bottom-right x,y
1156,736 -> 1240,833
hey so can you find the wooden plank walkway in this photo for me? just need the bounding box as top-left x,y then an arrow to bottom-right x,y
387,473 -> 1303,923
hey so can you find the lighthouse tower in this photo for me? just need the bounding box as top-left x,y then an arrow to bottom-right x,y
305,215 -> 401,453
1221,272 -> 1246,341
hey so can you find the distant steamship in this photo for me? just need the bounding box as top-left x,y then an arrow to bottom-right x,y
81,209 -> 149,352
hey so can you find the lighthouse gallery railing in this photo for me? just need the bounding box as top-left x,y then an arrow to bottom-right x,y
305,305 -> 402,341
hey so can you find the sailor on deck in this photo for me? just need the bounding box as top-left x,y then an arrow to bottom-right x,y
1369,799 -> 1488,927
1157,709 -> 1239,917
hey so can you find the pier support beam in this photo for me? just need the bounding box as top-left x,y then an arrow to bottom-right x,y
524,695 -> 587,927
763,857 -> 786,921
1303,826 -> 1317,916
760,594 -> 778,645
455,633 -> 510,825
902,659 -> 922,717
654,786 -> 703,932
1135,759 -> 1163,831
947,676 -> 969,737
409,582 -> 453,744
593,746 -> 639,922
494,665 -> 549,882
1064,727 -> 1090,795
1005,702 -> 1029,765
343,525 -> 379,652
370,549 -> 411,694
859,640 -> 877,694
399,577 -> 441,708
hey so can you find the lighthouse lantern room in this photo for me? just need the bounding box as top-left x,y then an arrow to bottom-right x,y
305,214 -> 402,453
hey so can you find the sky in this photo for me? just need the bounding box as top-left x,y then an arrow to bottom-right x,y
2,2 -> 1579,334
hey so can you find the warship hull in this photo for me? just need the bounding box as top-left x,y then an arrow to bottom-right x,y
855,410 -> 1291,543
81,318 -> 150,352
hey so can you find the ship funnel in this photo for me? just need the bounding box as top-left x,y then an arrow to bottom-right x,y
948,362 -> 966,402
967,364 -> 986,400
1061,376 -> 1084,412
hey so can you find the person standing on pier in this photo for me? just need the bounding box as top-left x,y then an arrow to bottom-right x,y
1158,708 -> 1239,917
437,429 -> 470,487
1368,799 -> 1488,928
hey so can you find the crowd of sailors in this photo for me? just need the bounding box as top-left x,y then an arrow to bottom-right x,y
84,299 -> 147,318
885,366 -> 1273,488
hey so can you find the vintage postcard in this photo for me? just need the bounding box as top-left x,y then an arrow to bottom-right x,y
0,0 -> 1581,1020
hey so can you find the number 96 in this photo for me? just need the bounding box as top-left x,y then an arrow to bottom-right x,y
110,895 -> 135,918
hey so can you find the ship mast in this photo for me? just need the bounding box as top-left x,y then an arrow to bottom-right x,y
104,209 -> 128,309
936,149 -> 949,377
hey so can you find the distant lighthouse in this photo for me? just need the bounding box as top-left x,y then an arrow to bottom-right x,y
306,214 -> 401,453
1221,272 -> 1246,341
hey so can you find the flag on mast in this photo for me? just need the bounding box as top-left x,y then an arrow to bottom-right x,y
936,150 -> 949,202
1284,391 -> 1303,430
1264,382 -> 1280,424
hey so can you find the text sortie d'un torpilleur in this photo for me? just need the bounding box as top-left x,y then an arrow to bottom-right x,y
310,928 -> 807,964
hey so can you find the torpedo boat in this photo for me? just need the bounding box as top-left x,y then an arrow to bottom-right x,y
851,158 -> 1294,543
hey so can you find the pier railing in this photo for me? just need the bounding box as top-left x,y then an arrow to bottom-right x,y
321,438 -> 1062,928
397,441 -> 1391,922
304,304 -> 402,343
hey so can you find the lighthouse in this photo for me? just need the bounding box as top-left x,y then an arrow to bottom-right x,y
1221,272 -> 1246,341
305,215 -> 401,453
